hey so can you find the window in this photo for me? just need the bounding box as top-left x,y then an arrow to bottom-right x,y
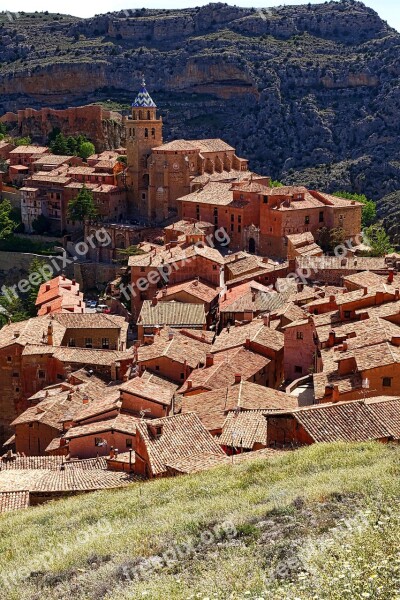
142,193 -> 146,200
344,311 -> 351,319
85,338 -> 93,348
383,377 -> 392,387
57,374 -> 64,380
180,373 -> 185,379
230,224 -> 234,232
305,215 -> 310,225
319,211 -> 324,223
144,128 -> 148,138
263,196 -> 268,204
7,356 -> 12,363
238,215 -> 242,223
155,365 -> 160,370
294,366 -> 303,374
231,214 -> 234,222
102,338 -> 109,349
68,338 -> 76,347
296,331 -> 303,340
212,265 -> 217,270
140,267 -> 145,272
238,225 -> 241,233
126,438 -> 133,448
38,370 -> 45,379
12,372 -> 19,378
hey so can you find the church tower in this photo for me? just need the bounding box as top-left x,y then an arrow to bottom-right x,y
125,77 -> 163,221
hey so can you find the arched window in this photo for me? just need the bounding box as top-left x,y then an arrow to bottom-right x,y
144,128 -> 148,138
147,110 -> 151,120
151,128 -> 155,138
139,110 -> 143,119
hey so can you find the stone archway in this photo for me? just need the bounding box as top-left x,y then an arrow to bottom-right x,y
248,237 -> 256,254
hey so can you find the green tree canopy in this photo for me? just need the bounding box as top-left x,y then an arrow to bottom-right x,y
32,214 -> 50,235
15,136 -> 31,146
364,224 -> 393,257
316,226 -> 347,254
333,191 -> 377,228
79,141 -> 95,160
50,132 -> 69,155
67,185 -> 97,224
0,200 -> 16,239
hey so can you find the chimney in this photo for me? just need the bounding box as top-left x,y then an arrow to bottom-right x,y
206,353 -> 214,367
388,268 -> 394,284
47,321 -> 53,346
363,287 -> 368,296
329,295 -> 335,303
82,395 -> 89,405
109,446 -> 115,459
186,379 -> 193,390
151,296 -> 158,306
234,373 -> 242,384
328,330 -> 336,347
395,288 -> 400,300
376,291 -> 385,305
245,337 -> 251,349
263,314 -> 270,327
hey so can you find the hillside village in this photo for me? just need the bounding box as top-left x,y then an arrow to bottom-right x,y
0,79 -> 400,515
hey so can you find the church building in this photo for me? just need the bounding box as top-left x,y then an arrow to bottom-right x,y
124,78 -> 252,223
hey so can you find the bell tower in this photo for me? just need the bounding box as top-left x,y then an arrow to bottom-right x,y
125,76 -> 163,221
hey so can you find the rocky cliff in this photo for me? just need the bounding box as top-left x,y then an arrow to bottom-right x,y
1,2 -> 400,200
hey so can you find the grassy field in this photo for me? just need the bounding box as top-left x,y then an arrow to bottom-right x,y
0,442 -> 399,600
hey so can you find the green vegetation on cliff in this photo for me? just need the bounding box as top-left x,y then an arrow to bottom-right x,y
0,442 -> 399,600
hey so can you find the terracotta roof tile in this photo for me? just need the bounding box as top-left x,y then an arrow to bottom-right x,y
219,410 -> 267,449
137,300 -> 206,327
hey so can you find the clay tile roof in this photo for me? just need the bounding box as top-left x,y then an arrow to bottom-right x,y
284,401 -> 392,443
154,140 -> 199,151
181,381 -> 298,431
364,397 -> 400,439
10,145 -> 48,154
140,370 -> 179,393
0,490 -> 30,513
165,453 -> 229,474
0,468 -> 139,494
177,181 -> 234,206
0,315 -> 67,350
219,410 -> 267,449
66,413 -> 140,439
138,328 -> 210,369
136,412 -> 224,476
212,319 -> 284,353
54,312 -> 126,329
33,155 -> 72,165
156,279 -> 219,304
342,270 -> 387,289
178,347 -> 270,393
137,300 -> 206,327
119,377 -> 174,406
52,347 -> 134,367
188,139 -> 235,153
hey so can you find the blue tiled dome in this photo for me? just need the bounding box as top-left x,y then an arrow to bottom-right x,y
132,76 -> 157,108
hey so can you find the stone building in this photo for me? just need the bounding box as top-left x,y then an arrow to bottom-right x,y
124,78 -> 250,223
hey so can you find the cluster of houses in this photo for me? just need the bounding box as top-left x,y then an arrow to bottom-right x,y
0,81 -> 399,513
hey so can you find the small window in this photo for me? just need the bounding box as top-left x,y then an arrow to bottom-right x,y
263,196 -> 268,204
12,372 -> 19,378
7,356 -> 12,363
238,225 -> 241,233
140,267 -> 145,272
296,331 -> 303,340
383,377 -> 392,387
102,338 -> 109,349
294,366 -> 303,374
305,215 -> 310,225
231,214 -> 234,222
85,338 -> 93,348
57,374 -> 64,381
38,370 -> 45,379
319,211 -> 324,223
69,338 -> 76,347
344,311 -> 351,319
15,387 -> 20,393
155,365 -> 160,371
142,193 -> 146,199
230,224 -> 234,232
180,373 -> 185,379
212,265 -> 217,270
238,215 -> 242,223
126,438 -> 133,448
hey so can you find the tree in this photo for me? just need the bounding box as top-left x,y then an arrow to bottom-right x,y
333,191 -> 377,228
316,226 -> 347,254
67,185 -> 97,224
32,214 -> 50,235
0,200 -> 16,239
79,141 -> 95,160
50,132 -> 69,155
364,224 -> 393,257
270,180 -> 284,188
15,136 -> 31,146
25,257 -> 51,317
117,155 -> 127,165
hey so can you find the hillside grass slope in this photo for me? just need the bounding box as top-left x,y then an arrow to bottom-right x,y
0,442 -> 399,599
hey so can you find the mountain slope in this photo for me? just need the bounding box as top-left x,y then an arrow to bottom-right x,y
1,2 -> 400,200
0,442 -> 399,599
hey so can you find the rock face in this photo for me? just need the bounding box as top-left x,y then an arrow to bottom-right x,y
1,2 -> 400,200
0,105 -> 123,151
